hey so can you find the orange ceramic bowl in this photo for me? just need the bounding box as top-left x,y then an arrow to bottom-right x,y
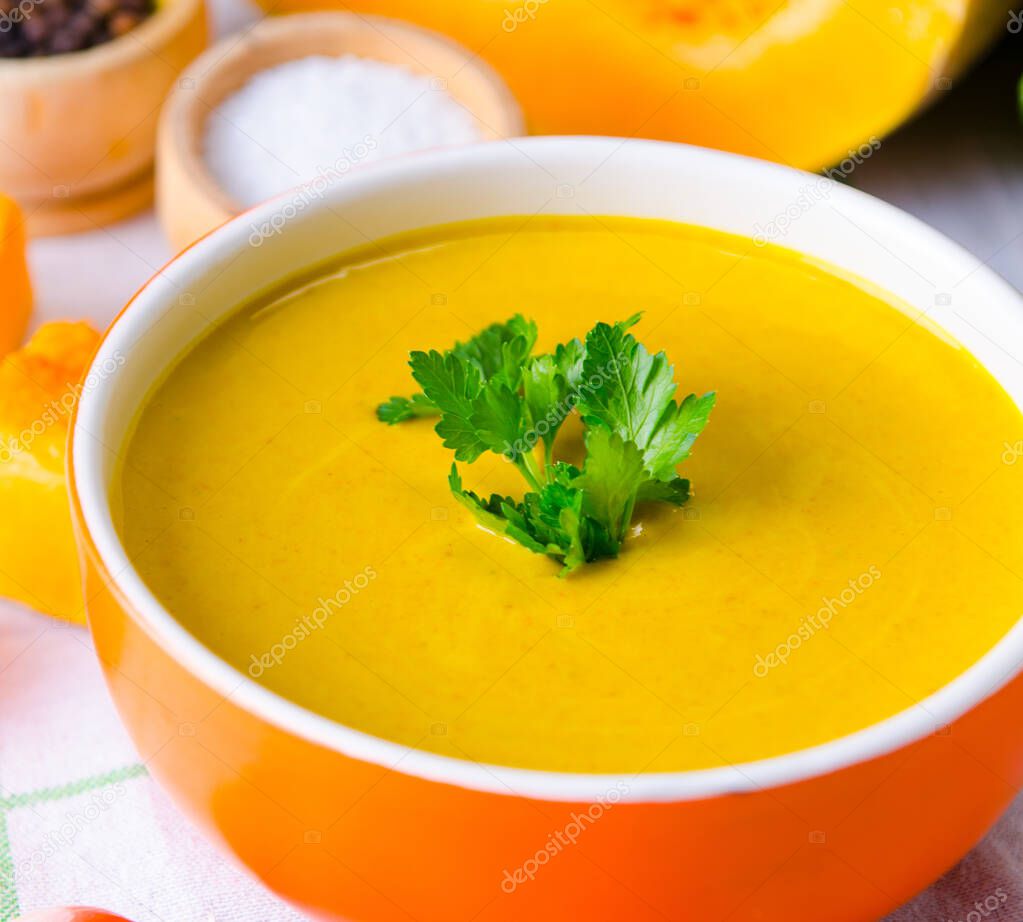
69,138 -> 1023,921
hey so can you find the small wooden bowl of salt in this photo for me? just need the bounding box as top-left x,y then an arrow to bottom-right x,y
156,11 -> 524,251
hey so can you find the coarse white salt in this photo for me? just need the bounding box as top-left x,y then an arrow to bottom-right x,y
203,54 -> 483,208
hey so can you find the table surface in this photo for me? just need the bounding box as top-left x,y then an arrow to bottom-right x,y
9,16 -> 1023,922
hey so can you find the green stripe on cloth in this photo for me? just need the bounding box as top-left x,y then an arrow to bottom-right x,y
0,807 -> 19,921
1,763 -> 148,810
0,762 -> 148,922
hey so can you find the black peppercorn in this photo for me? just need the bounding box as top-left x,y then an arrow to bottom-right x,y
0,0 -> 155,57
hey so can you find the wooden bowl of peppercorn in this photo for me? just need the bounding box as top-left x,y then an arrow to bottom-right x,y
0,0 -> 207,235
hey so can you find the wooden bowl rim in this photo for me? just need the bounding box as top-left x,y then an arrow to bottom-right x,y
0,0 -> 205,80
160,10 -> 526,218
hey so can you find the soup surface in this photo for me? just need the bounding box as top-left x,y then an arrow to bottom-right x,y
118,217 -> 1023,773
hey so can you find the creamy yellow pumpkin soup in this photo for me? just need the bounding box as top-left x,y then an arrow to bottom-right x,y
117,217 -> 1023,773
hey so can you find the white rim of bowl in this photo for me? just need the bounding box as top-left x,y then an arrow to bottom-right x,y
72,136 -> 1023,805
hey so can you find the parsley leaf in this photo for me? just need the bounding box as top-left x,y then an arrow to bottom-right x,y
636,476 -> 690,506
576,427 -> 646,544
522,354 -> 570,463
577,316 -> 678,451
642,390 -> 718,480
577,314 -> 717,484
470,379 -> 528,462
380,313 -> 715,575
376,315 -> 535,425
553,337 -> 586,390
452,314 -> 537,386
376,393 -> 438,425
409,350 -> 486,462
448,464 -> 533,545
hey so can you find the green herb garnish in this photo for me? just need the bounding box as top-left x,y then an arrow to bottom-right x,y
377,314 -> 715,575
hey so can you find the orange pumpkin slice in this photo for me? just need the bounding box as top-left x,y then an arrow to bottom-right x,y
0,192 -> 31,355
0,321 -> 99,622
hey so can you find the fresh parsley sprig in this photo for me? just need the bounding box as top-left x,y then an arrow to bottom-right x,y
377,314 -> 715,575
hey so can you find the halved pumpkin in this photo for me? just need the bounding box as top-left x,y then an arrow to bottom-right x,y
263,0 -> 1003,170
